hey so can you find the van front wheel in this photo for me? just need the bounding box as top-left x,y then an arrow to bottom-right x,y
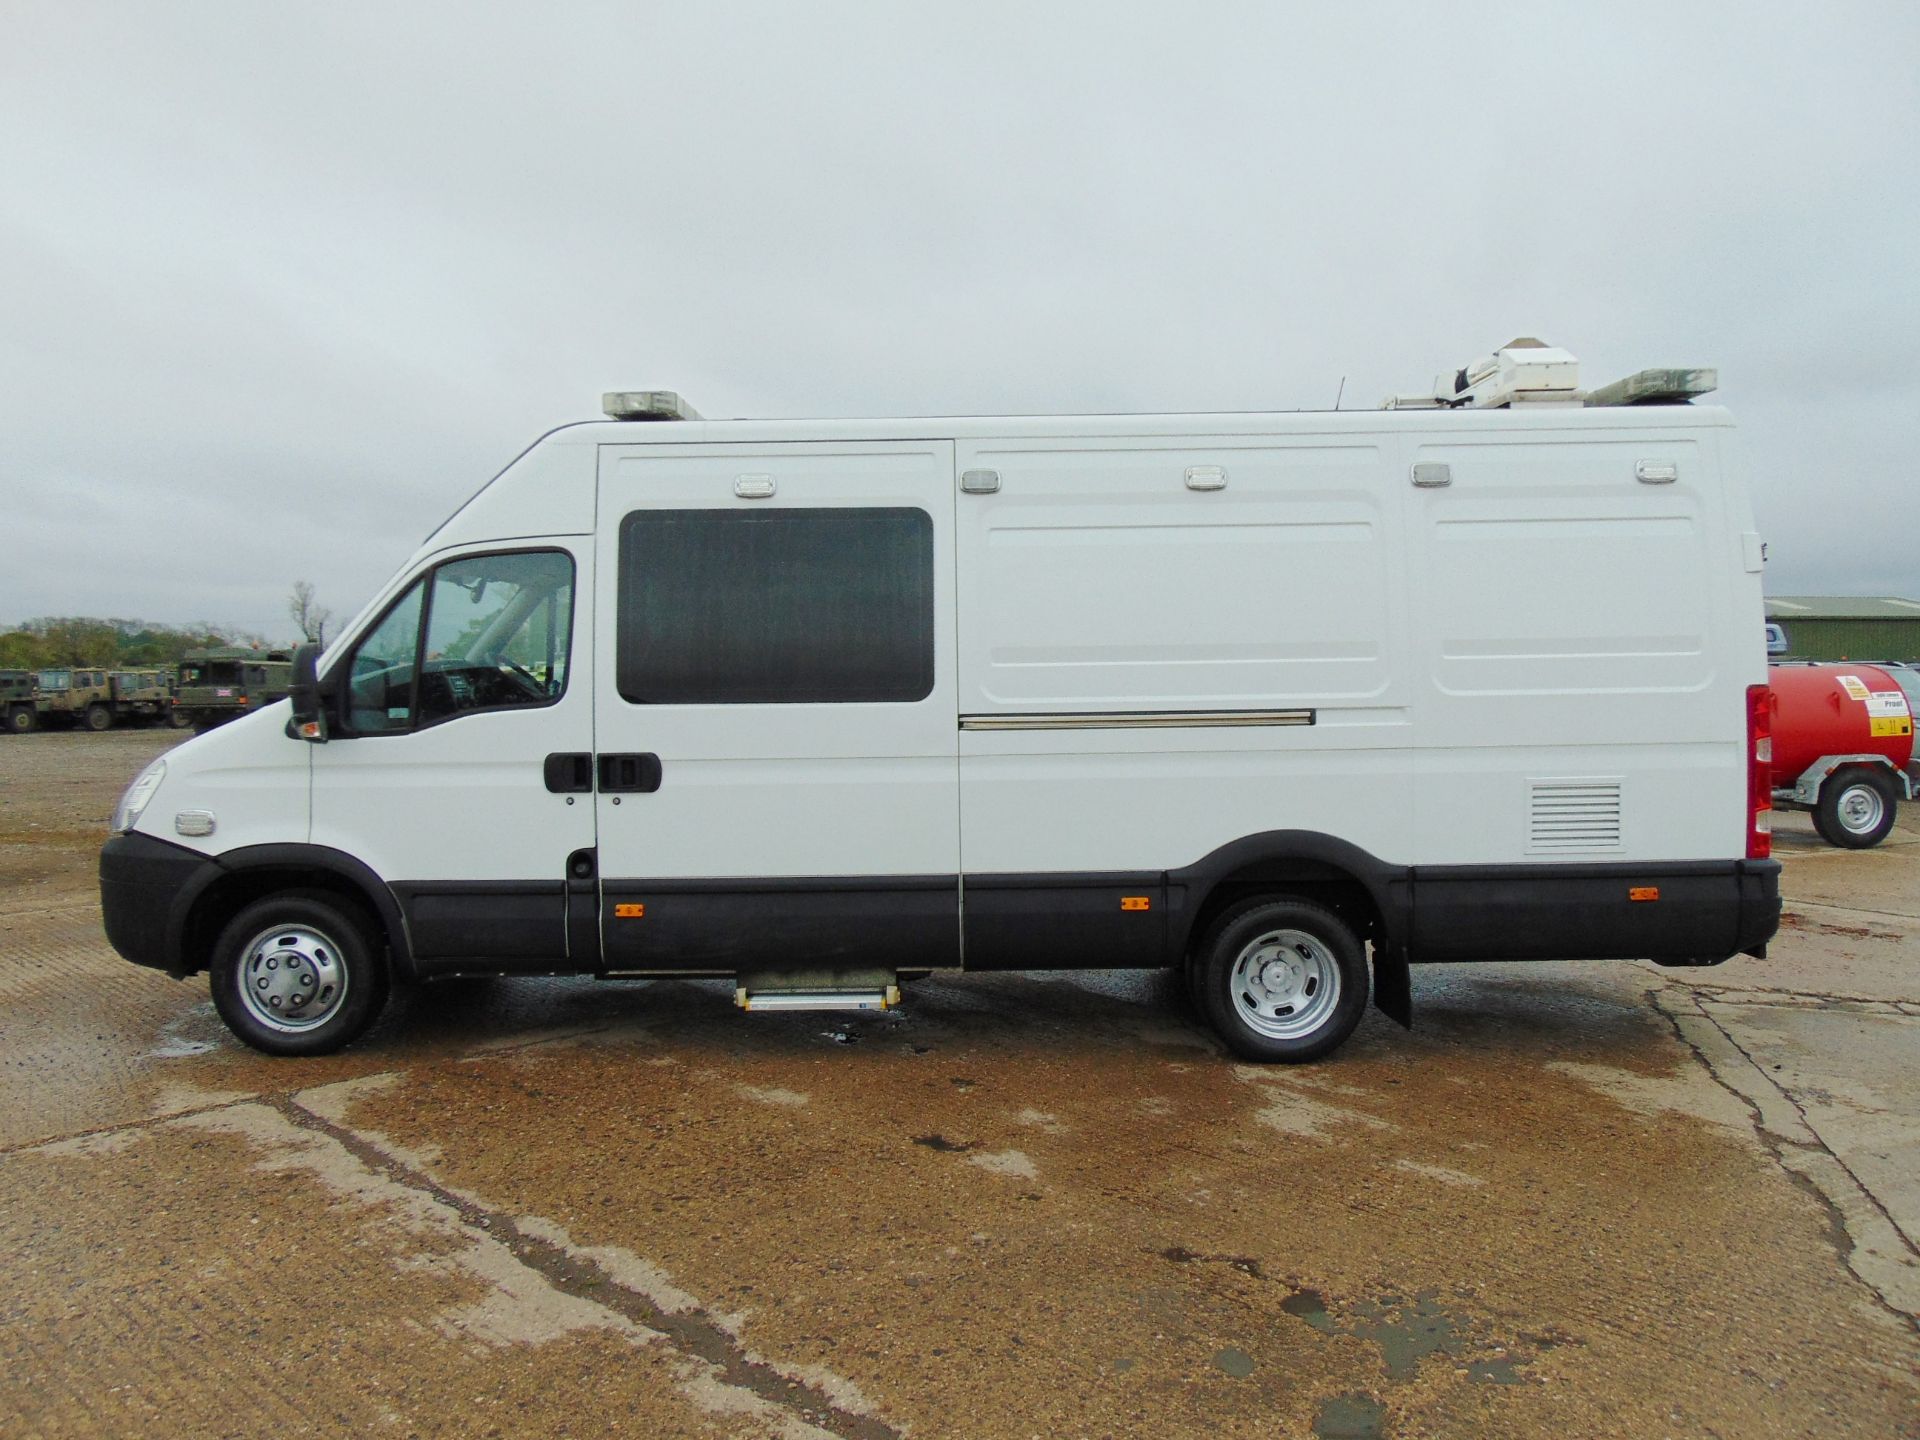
1194,898 -> 1369,1063
210,894 -> 388,1056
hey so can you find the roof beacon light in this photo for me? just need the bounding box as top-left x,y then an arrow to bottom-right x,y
603,390 -> 702,422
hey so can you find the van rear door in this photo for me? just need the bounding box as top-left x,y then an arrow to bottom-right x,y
592,441 -> 960,974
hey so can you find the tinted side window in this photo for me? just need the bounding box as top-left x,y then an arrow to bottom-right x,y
617,508 -> 933,704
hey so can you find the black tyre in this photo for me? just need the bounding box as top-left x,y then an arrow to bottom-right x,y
1194,897 -> 1369,1063
168,708 -> 192,729
209,893 -> 389,1056
7,705 -> 35,734
1815,769 -> 1897,849
85,703 -> 112,732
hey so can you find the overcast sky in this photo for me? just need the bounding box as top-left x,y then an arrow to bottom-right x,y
2,2 -> 1916,641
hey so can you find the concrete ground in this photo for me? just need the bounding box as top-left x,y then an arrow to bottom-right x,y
1,731 -> 1915,1440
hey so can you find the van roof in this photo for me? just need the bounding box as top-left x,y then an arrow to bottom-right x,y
551,403 -> 1733,448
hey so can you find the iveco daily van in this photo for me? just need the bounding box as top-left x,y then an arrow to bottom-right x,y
100,343 -> 1782,1062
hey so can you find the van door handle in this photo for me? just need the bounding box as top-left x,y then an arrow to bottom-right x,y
543,753 -> 594,793
598,753 -> 663,794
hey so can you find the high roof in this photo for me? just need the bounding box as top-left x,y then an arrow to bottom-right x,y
1764,596 -> 1920,620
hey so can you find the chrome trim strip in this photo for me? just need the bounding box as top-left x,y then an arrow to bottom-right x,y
959,709 -> 1315,732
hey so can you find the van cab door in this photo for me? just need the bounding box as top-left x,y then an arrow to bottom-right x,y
592,441 -> 960,974
310,540 -> 597,975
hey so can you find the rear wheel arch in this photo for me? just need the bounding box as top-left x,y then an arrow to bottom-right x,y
1171,831 -> 1406,960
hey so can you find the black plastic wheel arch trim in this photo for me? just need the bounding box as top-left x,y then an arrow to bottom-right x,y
100,834 -> 417,981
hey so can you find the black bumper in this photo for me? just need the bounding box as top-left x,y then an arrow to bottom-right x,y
100,831 -> 220,976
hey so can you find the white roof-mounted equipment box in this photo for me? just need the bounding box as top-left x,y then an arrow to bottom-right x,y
1386,337 -> 1580,410
1384,340 -> 1717,411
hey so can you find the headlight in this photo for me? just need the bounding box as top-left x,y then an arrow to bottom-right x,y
111,758 -> 167,834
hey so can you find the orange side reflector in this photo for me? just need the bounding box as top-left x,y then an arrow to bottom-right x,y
1120,896 -> 1151,912
614,903 -> 646,918
1628,887 -> 1659,902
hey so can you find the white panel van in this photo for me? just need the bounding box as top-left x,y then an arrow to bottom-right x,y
101,372 -> 1781,1062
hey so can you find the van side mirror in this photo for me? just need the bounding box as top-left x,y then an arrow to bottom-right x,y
287,643 -> 328,743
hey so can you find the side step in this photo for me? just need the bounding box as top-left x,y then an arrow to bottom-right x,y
736,987 -> 900,1012
734,968 -> 901,1013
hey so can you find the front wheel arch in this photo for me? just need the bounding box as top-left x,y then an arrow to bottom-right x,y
177,848 -> 414,981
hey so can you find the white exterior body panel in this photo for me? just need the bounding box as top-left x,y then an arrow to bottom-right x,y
142,403 -> 1761,890
130,702 -> 312,856
308,536 -> 596,882
591,441 -> 961,881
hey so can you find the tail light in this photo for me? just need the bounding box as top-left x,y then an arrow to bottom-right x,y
1747,684 -> 1772,860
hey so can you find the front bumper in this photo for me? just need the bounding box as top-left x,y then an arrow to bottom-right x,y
100,831 -> 219,976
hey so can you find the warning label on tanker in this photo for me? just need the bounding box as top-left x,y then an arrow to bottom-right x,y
1868,689 -> 1912,737
1837,674 -> 1871,700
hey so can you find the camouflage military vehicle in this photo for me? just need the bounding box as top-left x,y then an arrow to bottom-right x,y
110,669 -> 177,726
35,666 -> 116,730
174,648 -> 295,733
1,669 -> 39,733
33,666 -> 175,730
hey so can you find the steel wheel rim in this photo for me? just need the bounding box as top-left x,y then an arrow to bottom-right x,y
237,924 -> 348,1033
1229,928 -> 1340,1040
1837,784 -> 1885,835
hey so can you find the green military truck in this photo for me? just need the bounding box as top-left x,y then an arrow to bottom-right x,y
2,670 -> 39,733
110,669 -> 179,727
174,648 -> 295,733
35,666 -> 114,730
34,666 -> 176,730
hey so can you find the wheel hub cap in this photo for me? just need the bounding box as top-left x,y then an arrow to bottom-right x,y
1230,929 -> 1341,1041
238,926 -> 346,1033
1839,787 -> 1883,832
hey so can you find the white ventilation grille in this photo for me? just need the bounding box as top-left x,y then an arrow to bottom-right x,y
1528,778 -> 1623,853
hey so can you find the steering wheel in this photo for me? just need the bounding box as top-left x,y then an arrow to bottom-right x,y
499,658 -> 546,699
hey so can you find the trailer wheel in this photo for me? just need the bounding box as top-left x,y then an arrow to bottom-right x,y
84,703 -> 112,732
168,709 -> 192,729
1816,769 -> 1897,849
7,705 -> 35,734
210,893 -> 389,1056
1193,897 -> 1369,1063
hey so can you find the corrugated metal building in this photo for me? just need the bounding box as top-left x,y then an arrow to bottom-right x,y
1765,596 -> 1920,662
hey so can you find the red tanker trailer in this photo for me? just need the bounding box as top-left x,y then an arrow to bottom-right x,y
1768,662 -> 1917,848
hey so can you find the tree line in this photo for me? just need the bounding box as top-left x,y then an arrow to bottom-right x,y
0,618 -> 273,671
1,583 -> 334,671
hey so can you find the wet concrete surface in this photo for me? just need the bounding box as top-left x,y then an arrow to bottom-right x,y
2,732 -> 1917,1438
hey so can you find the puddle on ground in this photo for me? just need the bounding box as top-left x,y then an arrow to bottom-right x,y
1280,1286 -> 1561,1383
1313,1392 -> 1387,1439
1213,1346 -> 1254,1378
1157,1247 -> 1560,1397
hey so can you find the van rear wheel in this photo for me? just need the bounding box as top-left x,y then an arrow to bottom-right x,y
210,893 -> 388,1056
1193,898 -> 1369,1063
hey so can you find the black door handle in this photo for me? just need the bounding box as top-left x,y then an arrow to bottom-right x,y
543,753 -> 593,793
598,753 -> 663,794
